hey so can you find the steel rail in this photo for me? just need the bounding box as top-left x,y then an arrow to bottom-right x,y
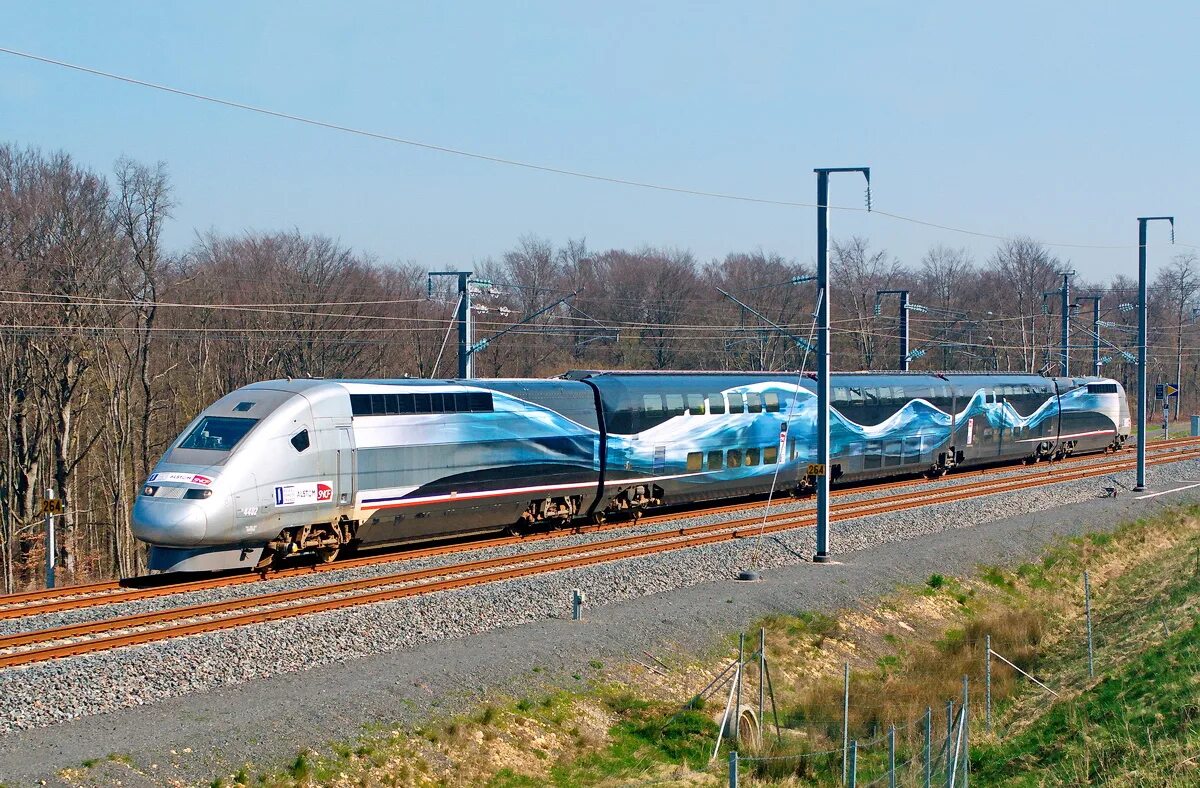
2,436 -> 1195,619
1,446 -> 1195,668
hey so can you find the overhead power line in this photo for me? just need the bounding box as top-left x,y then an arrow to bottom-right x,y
2,46 -> 1195,252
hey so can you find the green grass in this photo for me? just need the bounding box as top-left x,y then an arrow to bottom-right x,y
536,709 -> 717,787
974,620 -> 1200,785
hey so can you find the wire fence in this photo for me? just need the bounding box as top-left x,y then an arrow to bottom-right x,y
713,554 -> 1198,786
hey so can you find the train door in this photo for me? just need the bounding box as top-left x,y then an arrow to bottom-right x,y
335,426 -> 354,506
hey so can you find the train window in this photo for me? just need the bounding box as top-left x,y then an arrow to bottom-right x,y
665,393 -> 686,416
865,440 -> 882,469
707,394 -> 726,415
764,445 -> 778,464
687,394 -> 705,415
849,387 -> 864,404
727,449 -> 742,468
833,387 -> 849,404
729,392 -> 746,413
371,394 -> 386,414
233,401 -> 255,412
891,386 -> 906,404
179,416 -> 258,451
746,392 -> 763,413
1087,383 -> 1118,394
745,448 -> 760,466
789,439 -> 798,460
707,450 -> 724,470
290,429 -> 310,453
413,393 -> 432,413
643,394 -> 663,414
863,388 -> 880,405
764,392 -> 781,412
686,452 -> 703,472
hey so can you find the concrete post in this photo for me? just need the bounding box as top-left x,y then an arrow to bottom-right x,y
985,634 -> 992,731
888,723 -> 896,788
728,750 -> 738,788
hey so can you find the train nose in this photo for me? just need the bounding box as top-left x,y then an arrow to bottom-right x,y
131,497 -> 209,546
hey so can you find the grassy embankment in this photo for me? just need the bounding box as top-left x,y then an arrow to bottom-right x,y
68,503 -> 1200,786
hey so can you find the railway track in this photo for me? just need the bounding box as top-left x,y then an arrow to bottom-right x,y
2,436 -> 1198,623
1,443 -> 1197,669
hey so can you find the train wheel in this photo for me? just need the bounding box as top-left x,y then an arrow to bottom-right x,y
590,511 -> 607,525
317,545 -> 340,564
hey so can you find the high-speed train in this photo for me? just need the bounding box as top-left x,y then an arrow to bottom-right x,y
132,371 -> 1131,573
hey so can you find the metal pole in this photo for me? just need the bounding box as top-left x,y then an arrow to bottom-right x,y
944,700 -> 953,788
735,632 -> 744,746
962,676 -> 969,788
728,750 -> 738,788
813,166 -> 869,563
1135,216 -> 1175,490
1084,570 -> 1094,678
1091,296 -> 1101,375
457,272 -> 473,378
842,661 -> 850,784
758,628 -> 765,740
1060,272 -> 1071,377
1136,220 -> 1148,489
814,168 -> 831,563
985,634 -> 992,731
888,724 -> 896,788
925,706 -> 932,788
900,291 -> 910,371
44,488 -> 56,589
849,740 -> 858,788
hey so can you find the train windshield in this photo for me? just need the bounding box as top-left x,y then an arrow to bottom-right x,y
178,416 -> 259,452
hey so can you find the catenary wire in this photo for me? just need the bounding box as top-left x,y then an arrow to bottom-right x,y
1,46 -> 1195,253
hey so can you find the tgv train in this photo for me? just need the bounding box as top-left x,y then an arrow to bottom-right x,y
132,371 -> 1131,573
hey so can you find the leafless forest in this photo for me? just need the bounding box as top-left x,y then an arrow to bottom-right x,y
2,143 -> 1197,590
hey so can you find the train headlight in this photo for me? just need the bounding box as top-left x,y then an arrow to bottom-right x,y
184,489 -> 213,500
142,485 -> 159,497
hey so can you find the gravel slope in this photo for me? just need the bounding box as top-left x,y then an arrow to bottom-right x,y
0,460 -> 1197,784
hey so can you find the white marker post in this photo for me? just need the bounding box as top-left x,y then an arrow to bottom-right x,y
44,488 -> 57,589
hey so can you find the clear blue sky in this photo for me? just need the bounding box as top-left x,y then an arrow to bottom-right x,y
3,2 -> 1196,280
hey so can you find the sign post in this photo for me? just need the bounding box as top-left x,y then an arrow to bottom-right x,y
42,488 -> 60,589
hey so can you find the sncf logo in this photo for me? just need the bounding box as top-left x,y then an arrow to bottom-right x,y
316,483 -> 333,502
191,475 -> 212,485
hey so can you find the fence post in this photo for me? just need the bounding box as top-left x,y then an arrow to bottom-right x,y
735,632 -> 744,747
924,705 -> 932,788
944,700 -> 954,788
842,661 -> 850,784
728,750 -> 738,788
962,675 -> 970,788
758,627 -> 766,736
985,634 -> 992,732
888,723 -> 896,788
849,740 -> 858,788
1084,570 -> 1095,678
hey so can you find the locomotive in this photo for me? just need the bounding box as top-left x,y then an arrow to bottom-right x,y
132,371 -> 1130,573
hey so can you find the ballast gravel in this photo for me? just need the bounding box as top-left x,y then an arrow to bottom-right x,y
1,457 -> 1199,783
0,450 -> 1147,638
1,457 -> 1196,735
